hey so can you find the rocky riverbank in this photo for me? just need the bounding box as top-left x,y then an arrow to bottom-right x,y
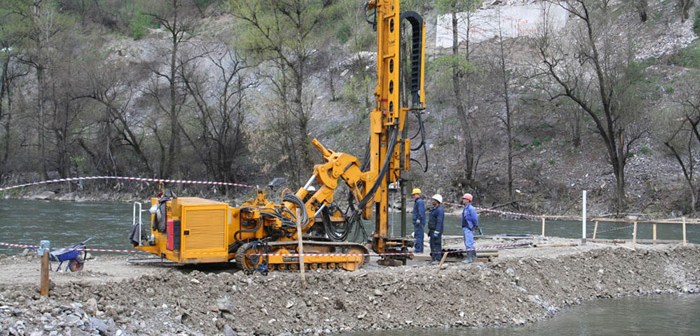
0,240 -> 699,335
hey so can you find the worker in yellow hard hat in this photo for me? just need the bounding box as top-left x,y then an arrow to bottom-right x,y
411,188 -> 426,254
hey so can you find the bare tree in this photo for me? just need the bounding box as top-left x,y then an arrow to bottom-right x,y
142,0 -> 201,179
180,45 -> 256,190
537,0 -> 648,213
487,7 -> 521,201
637,0 -> 648,22
0,35 -> 31,180
79,61 -> 155,176
659,75 -> 700,215
679,0 -> 693,22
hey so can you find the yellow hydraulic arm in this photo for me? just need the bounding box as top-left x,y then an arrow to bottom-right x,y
289,0 -> 427,265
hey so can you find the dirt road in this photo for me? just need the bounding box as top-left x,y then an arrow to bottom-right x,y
1,237 -> 698,335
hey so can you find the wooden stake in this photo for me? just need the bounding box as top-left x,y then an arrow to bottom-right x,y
652,223 -> 657,243
593,221 -> 599,239
632,222 -> 637,250
40,253 -> 49,297
436,251 -> 449,274
295,209 -> 306,289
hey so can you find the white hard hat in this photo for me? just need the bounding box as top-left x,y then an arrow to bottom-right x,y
432,194 -> 442,203
307,185 -> 316,192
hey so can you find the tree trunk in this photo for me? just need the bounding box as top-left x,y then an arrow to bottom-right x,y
451,11 -> 474,182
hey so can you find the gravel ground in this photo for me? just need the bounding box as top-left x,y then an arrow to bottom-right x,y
1,238 -> 699,335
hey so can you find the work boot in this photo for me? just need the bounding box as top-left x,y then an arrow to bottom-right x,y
463,250 -> 474,264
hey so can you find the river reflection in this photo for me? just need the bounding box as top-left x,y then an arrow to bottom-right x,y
341,294 -> 700,336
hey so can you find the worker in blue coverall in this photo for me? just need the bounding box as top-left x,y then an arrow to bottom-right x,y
427,194 -> 444,262
461,193 -> 479,263
412,188 -> 426,253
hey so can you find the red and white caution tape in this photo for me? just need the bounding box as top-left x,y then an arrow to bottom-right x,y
440,200 -> 542,220
1,242 -> 140,254
0,242 -> 38,249
0,175 -> 255,192
84,247 -> 140,253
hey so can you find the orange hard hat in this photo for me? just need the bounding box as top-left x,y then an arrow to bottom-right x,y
462,193 -> 473,202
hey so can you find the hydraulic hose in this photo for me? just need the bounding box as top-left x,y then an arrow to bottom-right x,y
344,125 -> 401,242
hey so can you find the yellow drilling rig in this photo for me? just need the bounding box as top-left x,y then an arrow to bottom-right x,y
129,0 -> 427,272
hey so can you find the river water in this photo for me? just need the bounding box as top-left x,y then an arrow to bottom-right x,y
343,295 -> 700,336
0,199 -> 699,335
1,199 -> 699,252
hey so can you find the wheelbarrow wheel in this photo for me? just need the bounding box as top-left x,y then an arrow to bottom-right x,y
68,259 -> 84,272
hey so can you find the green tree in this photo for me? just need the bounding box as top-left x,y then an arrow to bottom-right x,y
434,0 -> 482,187
229,0 -> 337,186
2,0 -> 73,179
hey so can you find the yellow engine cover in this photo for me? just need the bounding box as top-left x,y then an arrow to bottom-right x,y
140,197 -> 232,264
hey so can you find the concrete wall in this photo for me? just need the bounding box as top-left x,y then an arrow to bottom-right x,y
436,3 -> 569,47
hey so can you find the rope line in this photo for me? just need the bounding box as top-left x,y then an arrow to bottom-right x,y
0,176 -> 256,192
1,176 -> 564,221
1,241 -> 530,257
593,223 -> 635,235
250,241 -> 531,257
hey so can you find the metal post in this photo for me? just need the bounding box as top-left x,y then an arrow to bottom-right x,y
400,180 -> 406,237
683,217 -> 687,245
541,216 -> 546,237
582,190 -> 587,245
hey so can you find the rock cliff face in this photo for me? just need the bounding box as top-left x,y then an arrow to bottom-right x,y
422,0 -> 700,217
0,241 -> 698,335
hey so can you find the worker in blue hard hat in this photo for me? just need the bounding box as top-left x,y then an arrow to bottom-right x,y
411,188 -> 426,254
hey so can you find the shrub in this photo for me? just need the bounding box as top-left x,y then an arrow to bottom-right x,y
336,22 -> 352,44
639,146 -> 651,155
129,12 -> 151,40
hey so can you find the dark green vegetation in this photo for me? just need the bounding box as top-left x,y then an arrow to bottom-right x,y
0,0 -> 699,217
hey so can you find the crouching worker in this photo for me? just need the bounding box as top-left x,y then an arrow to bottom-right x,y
428,194 -> 444,262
